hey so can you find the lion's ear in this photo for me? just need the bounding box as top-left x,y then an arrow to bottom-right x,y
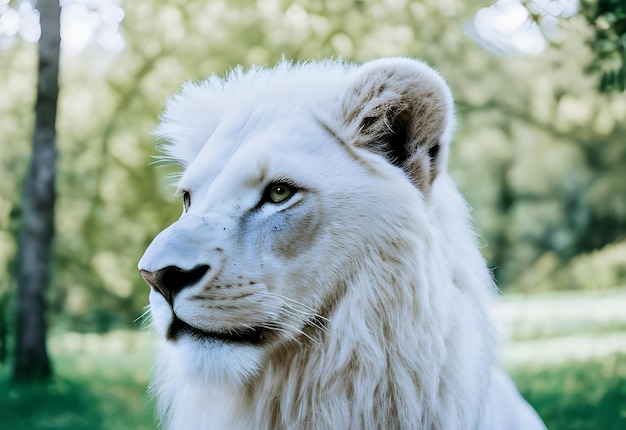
339,58 -> 455,193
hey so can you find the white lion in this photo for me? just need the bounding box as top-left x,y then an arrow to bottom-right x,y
138,58 -> 546,430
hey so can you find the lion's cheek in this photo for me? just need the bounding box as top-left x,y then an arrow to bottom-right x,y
245,200 -> 325,262
270,212 -> 323,259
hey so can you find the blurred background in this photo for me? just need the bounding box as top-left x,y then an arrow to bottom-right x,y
0,0 -> 624,428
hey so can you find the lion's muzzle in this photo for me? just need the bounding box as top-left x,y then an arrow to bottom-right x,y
138,214 -> 273,344
138,215 -> 227,302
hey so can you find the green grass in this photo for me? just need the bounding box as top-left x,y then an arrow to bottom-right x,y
0,331 -> 157,430
499,289 -> 626,429
511,353 -> 626,430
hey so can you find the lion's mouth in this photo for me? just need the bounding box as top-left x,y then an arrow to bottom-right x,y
167,316 -> 267,345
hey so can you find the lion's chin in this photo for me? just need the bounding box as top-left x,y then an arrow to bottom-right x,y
159,331 -> 267,385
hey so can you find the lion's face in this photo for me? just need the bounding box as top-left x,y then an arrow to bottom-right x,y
139,112 -> 395,381
139,59 -> 453,383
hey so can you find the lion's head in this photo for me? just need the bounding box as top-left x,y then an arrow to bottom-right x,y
138,58 -> 544,430
139,57 -> 454,380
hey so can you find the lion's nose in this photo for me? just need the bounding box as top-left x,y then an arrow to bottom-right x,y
140,265 -> 210,305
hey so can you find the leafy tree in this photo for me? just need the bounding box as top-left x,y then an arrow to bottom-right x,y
580,0 -> 626,91
517,0 -> 626,92
0,0 -> 624,336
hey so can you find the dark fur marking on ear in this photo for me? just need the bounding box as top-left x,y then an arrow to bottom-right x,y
386,109 -> 410,169
428,142 -> 440,162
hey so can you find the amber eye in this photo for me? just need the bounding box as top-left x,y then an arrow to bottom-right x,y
182,190 -> 191,212
267,183 -> 294,204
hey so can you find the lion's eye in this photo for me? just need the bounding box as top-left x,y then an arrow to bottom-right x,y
182,190 -> 191,212
267,183 -> 295,204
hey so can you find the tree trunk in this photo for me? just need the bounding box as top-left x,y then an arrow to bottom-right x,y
13,0 -> 61,382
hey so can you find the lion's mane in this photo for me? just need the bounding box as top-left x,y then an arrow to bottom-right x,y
140,58 -> 545,430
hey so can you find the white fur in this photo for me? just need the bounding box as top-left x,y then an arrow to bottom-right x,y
139,58 -> 546,429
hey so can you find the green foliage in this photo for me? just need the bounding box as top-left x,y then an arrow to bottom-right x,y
0,331 -> 156,429
0,0 -> 623,330
512,353 -> 626,430
519,0 -> 626,92
517,242 -> 626,292
581,0 -> 626,91
500,289 -> 626,428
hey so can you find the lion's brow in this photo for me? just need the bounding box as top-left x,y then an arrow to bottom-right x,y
314,114 -> 380,177
313,114 -> 350,148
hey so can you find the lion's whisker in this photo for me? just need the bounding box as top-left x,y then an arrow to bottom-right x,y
262,302 -> 330,334
260,323 -> 306,347
275,295 -> 330,320
275,321 -> 321,345
134,307 -> 152,328
263,292 -> 330,322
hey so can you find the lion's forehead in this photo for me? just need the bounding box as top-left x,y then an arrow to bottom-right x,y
178,113 -> 361,211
